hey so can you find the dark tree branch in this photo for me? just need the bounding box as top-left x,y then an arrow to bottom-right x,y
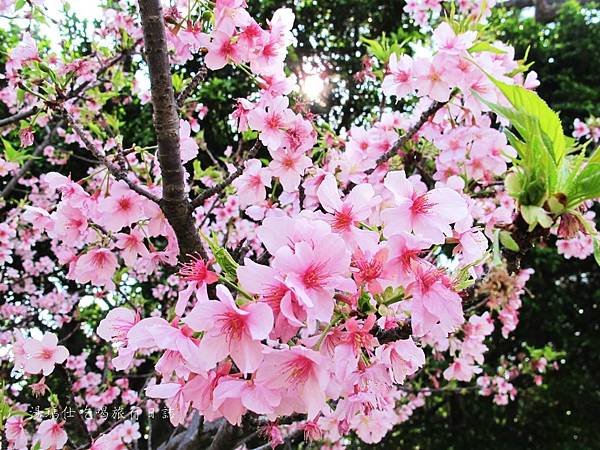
374,322 -> 412,344
137,0 -> 206,261
191,140 -> 261,208
0,107 -> 38,129
176,61 -> 208,108
0,123 -> 60,199
206,421 -> 246,450
64,112 -> 161,203
157,413 -> 207,450
366,100 -> 448,175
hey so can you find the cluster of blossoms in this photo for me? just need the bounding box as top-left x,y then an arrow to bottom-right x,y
573,116 -> 600,143
6,416 -> 141,450
0,0 -> 593,449
477,267 -> 533,337
403,0 -> 497,26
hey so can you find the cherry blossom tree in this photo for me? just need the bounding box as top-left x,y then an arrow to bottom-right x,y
0,0 -> 598,449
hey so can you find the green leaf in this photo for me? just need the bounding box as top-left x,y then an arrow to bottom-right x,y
468,42 -> 506,54
2,138 -> 33,164
521,205 -> 553,229
594,238 -> 600,268
203,232 -> 238,280
473,81 -> 565,205
499,230 -> 520,252
172,73 -> 184,92
14,0 -> 26,10
87,122 -> 106,139
489,76 -> 566,164
105,114 -> 121,134
360,36 -> 386,60
564,161 -> 600,207
241,130 -> 258,142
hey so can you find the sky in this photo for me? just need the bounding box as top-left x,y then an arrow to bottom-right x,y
43,0 -> 103,48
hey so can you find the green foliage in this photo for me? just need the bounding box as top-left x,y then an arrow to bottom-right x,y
480,76 -> 600,228
360,34 -> 407,64
203,232 -> 239,281
492,0 -> 600,128
2,138 -> 37,165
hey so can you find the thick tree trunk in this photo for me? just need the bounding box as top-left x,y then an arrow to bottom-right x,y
137,0 -> 206,261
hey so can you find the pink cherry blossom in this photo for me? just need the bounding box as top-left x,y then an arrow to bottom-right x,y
433,22 -> 477,54
378,337 -> 425,384
443,357 -> 482,381
213,377 -> 281,424
232,158 -> 272,208
50,203 -> 89,244
247,96 -> 295,150
205,30 -> 243,70
22,332 -> 69,376
72,248 -> 118,290
97,307 -> 140,345
179,119 -> 199,163
119,420 -> 141,443
573,118 -> 590,139
413,56 -> 453,102
146,381 -> 190,426
5,416 -> 29,449
317,174 -> 378,238
256,346 -> 329,419
19,127 -> 34,147
381,170 -> 468,243
408,262 -> 464,336
97,181 -> 146,232
115,228 -> 150,266
382,53 -> 414,99
185,284 -> 274,373
7,32 -> 39,74
271,235 -> 354,324
268,148 -> 312,191
34,420 -> 68,450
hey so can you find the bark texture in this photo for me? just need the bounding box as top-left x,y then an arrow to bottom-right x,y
138,0 -> 205,261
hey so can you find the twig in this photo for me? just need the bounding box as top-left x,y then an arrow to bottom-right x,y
365,100 -> 448,175
0,46 -> 134,130
0,107 -> 39,128
176,62 -> 208,108
207,421 -> 246,450
63,112 -> 161,203
191,140 -> 261,208
198,196 -> 223,229
0,122 -> 61,199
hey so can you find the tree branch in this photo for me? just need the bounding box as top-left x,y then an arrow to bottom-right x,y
176,61 -> 208,108
0,107 -> 38,129
0,123 -> 60,199
191,140 -> 261,208
137,0 -> 206,261
64,112 -> 161,203
206,421 -> 246,450
0,46 -> 134,130
366,100 -> 447,175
